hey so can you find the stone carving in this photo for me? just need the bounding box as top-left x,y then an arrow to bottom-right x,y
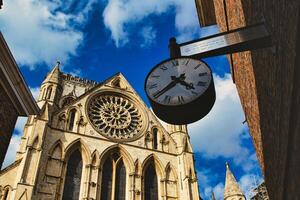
87,93 -> 143,140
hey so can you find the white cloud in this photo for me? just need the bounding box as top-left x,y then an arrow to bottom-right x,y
2,116 -> 28,169
1,134 -> 22,169
103,0 -> 212,47
204,182 -> 224,200
0,0 -> 95,69
140,26 -> 157,48
239,174 -> 263,199
30,87 -> 40,100
187,74 -> 257,171
14,117 -> 28,133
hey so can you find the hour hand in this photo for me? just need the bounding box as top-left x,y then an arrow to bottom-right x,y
178,80 -> 195,90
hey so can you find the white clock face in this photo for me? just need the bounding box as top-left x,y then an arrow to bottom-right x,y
145,57 -> 212,106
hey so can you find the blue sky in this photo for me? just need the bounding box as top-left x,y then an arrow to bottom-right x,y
0,0 -> 263,199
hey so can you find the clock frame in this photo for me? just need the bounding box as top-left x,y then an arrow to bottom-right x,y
145,57 -> 216,124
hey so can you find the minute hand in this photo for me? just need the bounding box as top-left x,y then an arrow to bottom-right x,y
153,81 -> 177,99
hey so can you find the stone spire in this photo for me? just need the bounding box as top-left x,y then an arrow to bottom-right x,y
37,61 -> 62,107
42,61 -> 61,84
224,162 -> 246,200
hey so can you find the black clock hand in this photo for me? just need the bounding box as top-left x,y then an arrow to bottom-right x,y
177,80 -> 195,90
153,80 -> 178,99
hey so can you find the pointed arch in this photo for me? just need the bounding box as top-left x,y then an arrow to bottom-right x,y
165,163 -> 178,199
141,154 -> 164,178
152,127 -> 159,149
91,149 -> 100,166
49,140 -> 63,159
63,138 -> 91,164
99,145 -> 132,200
29,136 -> 39,149
99,144 -> 134,172
62,149 -> 83,200
46,85 -> 53,100
165,162 -> 178,181
134,159 -> 141,175
142,156 -> 159,200
67,108 -> 77,131
46,140 -> 63,177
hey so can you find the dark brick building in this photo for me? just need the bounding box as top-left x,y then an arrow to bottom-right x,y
195,0 -> 300,199
0,33 -> 39,168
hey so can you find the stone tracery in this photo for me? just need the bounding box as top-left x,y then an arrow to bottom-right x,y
87,93 -> 143,140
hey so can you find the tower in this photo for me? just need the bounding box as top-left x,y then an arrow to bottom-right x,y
224,163 -> 246,200
0,64 -> 201,200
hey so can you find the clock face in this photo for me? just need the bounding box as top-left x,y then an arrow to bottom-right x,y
145,57 -> 212,106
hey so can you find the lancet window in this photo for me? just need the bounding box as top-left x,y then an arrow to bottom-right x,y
68,109 -> 77,131
144,162 -> 158,200
100,152 -> 126,200
62,150 -> 83,200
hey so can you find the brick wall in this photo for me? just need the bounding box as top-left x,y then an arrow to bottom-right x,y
212,0 -> 300,199
0,84 -> 18,169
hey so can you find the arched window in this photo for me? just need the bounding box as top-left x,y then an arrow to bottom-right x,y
100,152 -> 126,200
144,162 -> 158,200
68,109 -> 77,131
3,188 -> 9,200
41,87 -> 46,100
62,96 -> 75,107
101,158 -> 113,200
62,150 -> 82,200
46,86 -> 52,100
153,128 -> 158,149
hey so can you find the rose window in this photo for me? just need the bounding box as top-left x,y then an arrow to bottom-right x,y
87,93 -> 144,140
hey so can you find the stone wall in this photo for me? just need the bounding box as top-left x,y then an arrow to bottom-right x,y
0,84 -> 18,169
211,0 -> 300,199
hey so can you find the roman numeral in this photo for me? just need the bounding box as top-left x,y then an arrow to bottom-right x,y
171,60 -> 179,66
160,65 -> 168,71
177,96 -> 185,104
199,72 -> 208,76
149,84 -> 158,89
163,95 -> 171,104
151,75 -> 160,78
197,81 -> 206,86
194,64 -> 201,69
184,59 -> 190,65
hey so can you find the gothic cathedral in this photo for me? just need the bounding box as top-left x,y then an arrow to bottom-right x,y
0,63 -> 200,200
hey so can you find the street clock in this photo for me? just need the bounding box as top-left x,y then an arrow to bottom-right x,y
145,57 -> 215,124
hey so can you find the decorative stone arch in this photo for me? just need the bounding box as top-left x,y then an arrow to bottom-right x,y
28,136 -> 40,149
66,106 -> 81,132
46,140 -> 63,178
48,140 -> 63,158
59,95 -> 76,108
60,139 -> 91,200
134,158 -> 142,175
99,144 -> 135,173
1,185 -> 12,200
91,149 -> 100,167
57,112 -> 67,130
165,162 -> 179,199
63,138 -> 91,164
151,126 -> 161,150
165,162 -> 178,180
141,153 -> 164,178
45,85 -> 53,100
98,145 -> 134,200
141,154 -> 165,200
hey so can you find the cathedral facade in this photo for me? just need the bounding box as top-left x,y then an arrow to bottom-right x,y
0,63 -> 200,200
